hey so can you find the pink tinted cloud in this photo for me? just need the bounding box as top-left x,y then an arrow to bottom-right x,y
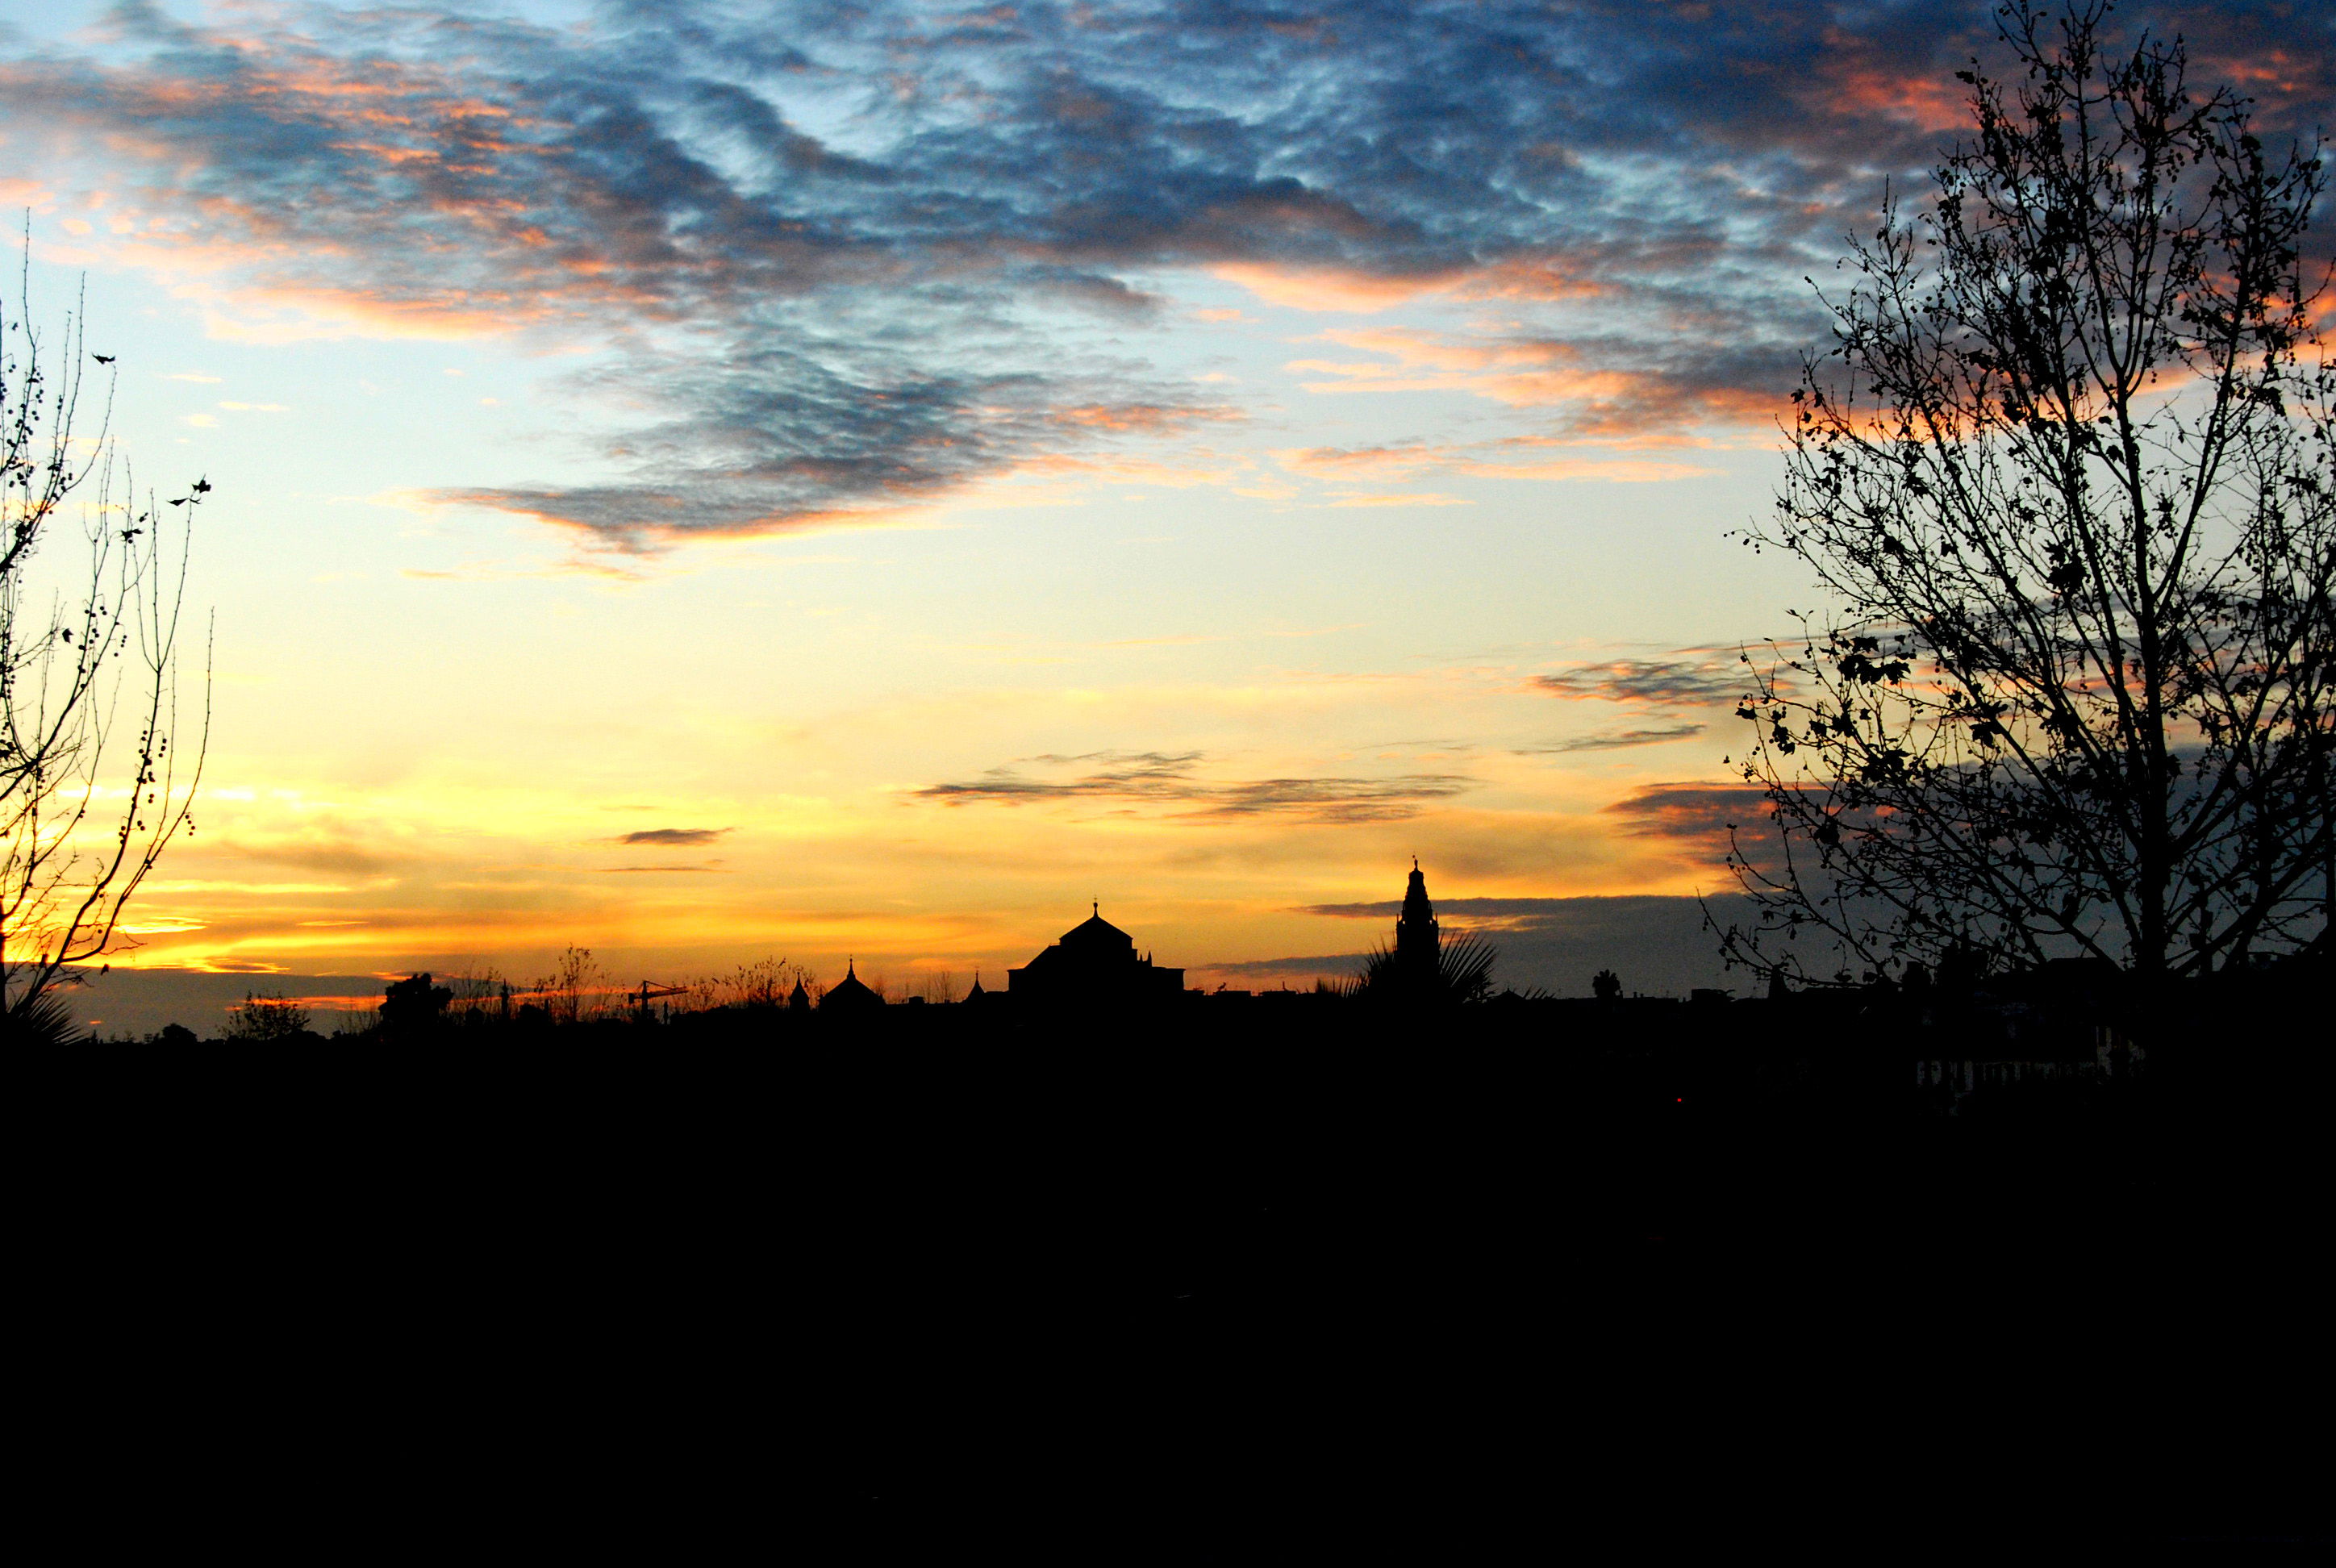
1212,262 -> 1470,313
1291,327 -> 1786,437
2,36 -> 807,346
1276,444 -> 1717,484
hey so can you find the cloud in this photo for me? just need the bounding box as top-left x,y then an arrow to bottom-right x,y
428,342 -> 1241,550
917,750 -> 1472,824
1211,263 -> 1466,314
1291,327 -> 1799,439
1324,492 -> 1471,508
211,836 -> 407,877
1230,893 -> 1769,995
1533,657 -> 1743,707
1517,724 -> 1708,754
1195,776 -> 1474,821
1603,782 -> 1773,845
8,2 -> 2321,547
1302,896 -> 1601,921
1281,444 -> 1717,484
923,750 -> 1203,803
115,915 -> 208,935
1208,951 -> 1373,979
618,827 -> 730,846
49,965 -> 402,1037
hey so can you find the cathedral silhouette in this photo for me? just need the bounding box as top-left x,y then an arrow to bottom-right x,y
1007,902 -> 1186,1007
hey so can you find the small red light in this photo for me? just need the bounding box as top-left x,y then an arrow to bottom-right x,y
1674,1097 -> 1683,1103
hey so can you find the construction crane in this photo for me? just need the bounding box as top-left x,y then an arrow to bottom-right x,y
632,980 -> 689,1023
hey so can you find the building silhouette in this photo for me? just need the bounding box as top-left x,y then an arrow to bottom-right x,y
1355,859 -> 1495,1006
1008,903 -> 1185,1007
1362,857 -> 1444,1003
1395,857 -> 1439,976
820,960 -> 883,1014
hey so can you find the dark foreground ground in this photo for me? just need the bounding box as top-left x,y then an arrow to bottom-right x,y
19,985 -> 2331,1550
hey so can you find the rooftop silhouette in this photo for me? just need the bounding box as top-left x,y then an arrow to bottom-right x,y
1007,903 -> 1185,1007
820,960 -> 882,1015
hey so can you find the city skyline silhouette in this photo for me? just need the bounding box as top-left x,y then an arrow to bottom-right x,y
5,5 -> 2329,1545
23,2 -> 2327,1029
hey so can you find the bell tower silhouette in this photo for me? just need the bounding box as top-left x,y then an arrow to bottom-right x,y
1395,857 -> 1441,980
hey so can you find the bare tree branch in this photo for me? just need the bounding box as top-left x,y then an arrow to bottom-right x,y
2,246 -> 210,1024
1717,2 -> 2334,989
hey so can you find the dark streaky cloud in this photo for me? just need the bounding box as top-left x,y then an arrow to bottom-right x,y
619,828 -> 732,846
1302,895 -> 1699,921
1604,783 -> 1777,867
1516,724 -> 1708,754
1533,658 -> 1742,707
1604,782 -> 1774,834
918,750 -> 1471,823
1230,894 -> 1771,996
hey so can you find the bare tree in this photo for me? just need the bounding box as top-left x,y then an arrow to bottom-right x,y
3,266 -> 208,1026
1722,3 -> 2332,990
703,955 -> 809,1010
533,944 -> 612,1027
440,965 -> 511,1027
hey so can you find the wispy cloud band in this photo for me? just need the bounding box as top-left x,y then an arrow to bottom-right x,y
916,749 -> 1472,823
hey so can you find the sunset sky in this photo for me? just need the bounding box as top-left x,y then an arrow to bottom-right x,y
3,0 -> 2327,1031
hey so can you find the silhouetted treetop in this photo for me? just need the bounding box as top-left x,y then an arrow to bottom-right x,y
1723,1 -> 2333,987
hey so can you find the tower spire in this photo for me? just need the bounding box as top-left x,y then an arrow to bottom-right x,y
1396,859 -> 1440,983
